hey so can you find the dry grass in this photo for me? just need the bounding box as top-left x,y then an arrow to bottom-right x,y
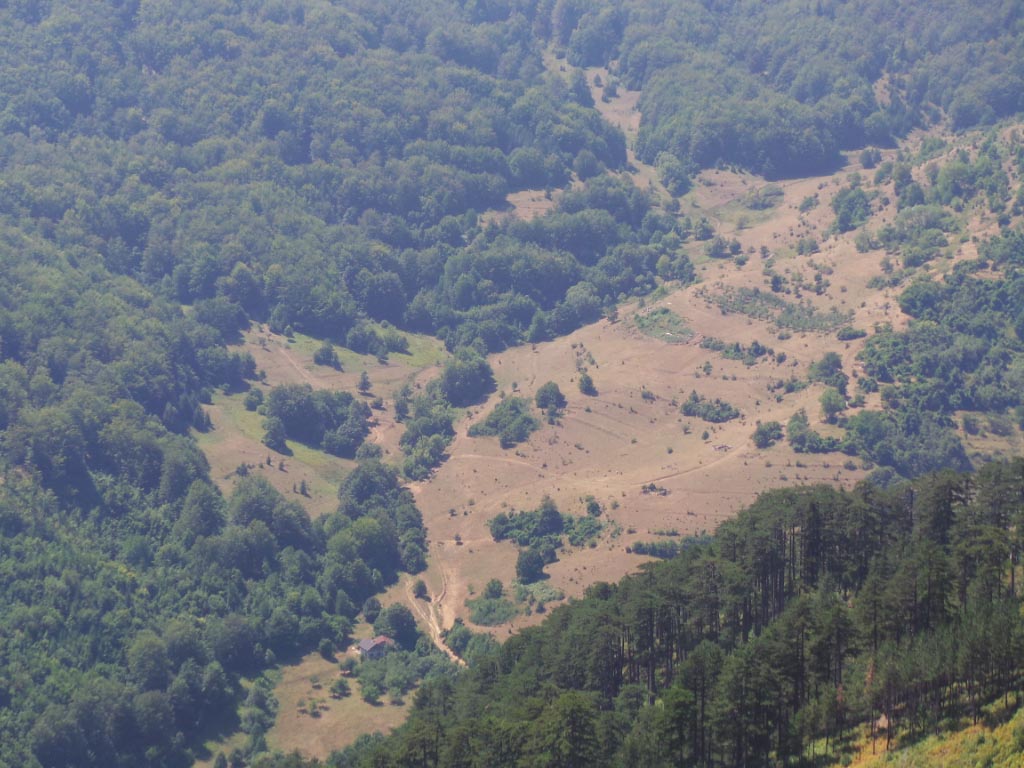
266,651 -> 412,760
836,700 -> 1024,768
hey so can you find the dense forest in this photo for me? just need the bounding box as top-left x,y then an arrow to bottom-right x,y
291,462 -> 1024,767
0,0 -> 1023,766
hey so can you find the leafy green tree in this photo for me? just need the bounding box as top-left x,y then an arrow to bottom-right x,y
438,351 -> 495,406
262,415 -> 289,453
516,548 -> 546,584
314,341 -> 341,369
374,604 -> 418,649
536,692 -> 601,768
820,387 -> 847,424
483,579 -> 504,599
535,381 -> 567,410
127,631 -> 170,691
753,421 -> 784,449
832,184 -> 872,232
578,371 -> 597,396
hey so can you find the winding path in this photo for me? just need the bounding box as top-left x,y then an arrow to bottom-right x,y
405,571 -> 465,666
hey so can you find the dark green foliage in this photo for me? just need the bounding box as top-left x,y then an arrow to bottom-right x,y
336,459 -> 428,579
808,351 -> 849,395
243,387 -> 264,411
832,181 -> 872,232
577,371 -> 597,395
787,409 -> 840,454
373,604 -> 419,650
466,596 -> 519,626
700,336 -> 772,366
467,396 -> 539,448
0,2 -> 1020,764
437,350 -> 495,407
820,386 -> 847,423
489,495 -> 602,553
0,450 -> 427,766
330,677 -> 351,699
837,326 -> 867,341
534,381 -> 567,411
261,415 -> 289,453
442,620 -> 500,663
354,647 -> 453,705
399,389 -> 456,480
263,384 -> 371,458
843,252 -> 1024,478
313,342 -> 341,370
615,0 -> 1024,179
752,420 -> 784,449
483,579 -> 504,599
361,598 -> 382,625
515,548 -> 547,584
630,533 -> 713,559
877,204 -> 956,266
681,390 -> 741,423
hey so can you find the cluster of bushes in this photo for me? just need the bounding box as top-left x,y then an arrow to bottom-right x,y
487,496 -> 605,585
700,337 -> 775,366
261,383 -> 371,458
467,396 -> 539,448
681,390 -> 741,423
354,644 -> 453,705
787,409 -> 840,453
3,454 -> 428,767
397,349 -> 495,479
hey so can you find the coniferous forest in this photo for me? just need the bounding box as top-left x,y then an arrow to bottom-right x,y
1,1 -> 1024,766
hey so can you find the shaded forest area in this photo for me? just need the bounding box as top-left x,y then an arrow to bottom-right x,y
0,1 -> 1023,767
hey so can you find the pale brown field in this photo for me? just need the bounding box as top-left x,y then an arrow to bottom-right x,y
266,651 -> 412,760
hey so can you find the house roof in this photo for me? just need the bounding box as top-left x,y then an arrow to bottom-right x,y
358,635 -> 395,652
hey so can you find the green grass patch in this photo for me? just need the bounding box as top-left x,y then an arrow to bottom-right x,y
514,581 -> 565,605
466,597 -> 519,626
633,307 -> 694,343
287,326 -> 447,370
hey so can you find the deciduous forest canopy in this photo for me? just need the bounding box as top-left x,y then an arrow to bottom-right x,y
0,0 -> 1023,766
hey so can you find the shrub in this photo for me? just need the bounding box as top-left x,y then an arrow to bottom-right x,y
468,397 -> 539,448
535,381 -> 567,410
752,421 -> 784,449
578,372 -> 597,396
681,391 -> 740,423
